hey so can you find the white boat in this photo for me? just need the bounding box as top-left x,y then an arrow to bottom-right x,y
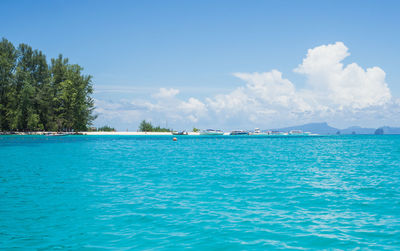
289,130 -> 303,135
172,131 -> 188,135
251,128 -> 269,135
289,130 -> 311,136
200,129 -> 224,135
269,131 -> 286,136
45,132 -> 69,136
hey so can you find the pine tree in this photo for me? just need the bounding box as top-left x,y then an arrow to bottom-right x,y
0,38 -> 96,132
0,38 -> 17,131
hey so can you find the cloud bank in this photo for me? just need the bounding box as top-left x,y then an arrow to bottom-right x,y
94,42 -> 399,130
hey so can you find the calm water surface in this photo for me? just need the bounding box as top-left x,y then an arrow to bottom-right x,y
1,135 -> 400,250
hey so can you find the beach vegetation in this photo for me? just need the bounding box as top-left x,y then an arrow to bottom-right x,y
97,125 -> 115,132
0,38 -> 96,132
139,120 -> 171,132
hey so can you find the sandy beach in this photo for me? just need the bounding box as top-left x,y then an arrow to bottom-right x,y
1,131 -> 199,136
82,131 -> 202,135
83,132 -> 172,136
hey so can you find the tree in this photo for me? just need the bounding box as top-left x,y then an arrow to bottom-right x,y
13,44 -> 39,131
0,38 -> 96,132
97,125 -> 115,132
139,120 -> 153,132
33,50 -> 52,130
138,120 -> 172,132
51,55 -> 96,131
0,38 -> 17,131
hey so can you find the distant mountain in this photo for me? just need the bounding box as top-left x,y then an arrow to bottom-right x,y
272,122 -> 400,135
339,126 -> 376,135
375,126 -> 400,135
272,122 -> 338,135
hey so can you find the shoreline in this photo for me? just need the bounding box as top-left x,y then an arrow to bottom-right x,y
0,131 -> 199,136
1,132 -> 393,136
1,131 -> 325,136
82,131 -> 200,135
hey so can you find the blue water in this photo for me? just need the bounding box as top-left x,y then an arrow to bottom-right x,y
1,135 -> 400,250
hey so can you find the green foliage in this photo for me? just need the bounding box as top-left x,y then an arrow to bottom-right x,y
152,126 -> 172,132
139,120 -> 171,132
139,120 -> 153,132
192,127 -> 200,132
0,38 -> 17,131
97,125 -> 115,132
0,38 -> 95,132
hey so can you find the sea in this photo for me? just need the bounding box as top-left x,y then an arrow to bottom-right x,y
1,135 -> 400,250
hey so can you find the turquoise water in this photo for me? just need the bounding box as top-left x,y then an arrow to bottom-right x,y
1,135 -> 400,250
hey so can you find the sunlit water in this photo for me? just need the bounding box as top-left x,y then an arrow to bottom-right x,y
1,135 -> 400,250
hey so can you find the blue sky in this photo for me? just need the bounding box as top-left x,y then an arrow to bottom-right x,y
2,0 -> 400,131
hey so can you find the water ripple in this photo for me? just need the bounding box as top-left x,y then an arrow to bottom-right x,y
1,135 -> 400,249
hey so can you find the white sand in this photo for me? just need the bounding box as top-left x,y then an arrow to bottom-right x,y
81,131 -> 201,136
82,132 -> 172,135
5,131 -> 202,136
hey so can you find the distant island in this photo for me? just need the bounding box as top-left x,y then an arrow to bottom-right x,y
272,122 -> 400,135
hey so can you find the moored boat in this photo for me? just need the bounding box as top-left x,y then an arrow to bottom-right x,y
230,130 -> 249,135
172,131 -> 188,135
251,128 -> 271,135
289,130 -> 311,136
269,131 -> 286,136
45,132 -> 69,136
200,129 -> 224,135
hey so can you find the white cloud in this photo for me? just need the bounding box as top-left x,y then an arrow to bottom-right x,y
94,42 -> 399,130
179,97 -> 206,113
234,70 -> 296,105
206,87 -> 250,114
294,42 -> 391,109
205,70 -> 312,125
152,88 -> 180,99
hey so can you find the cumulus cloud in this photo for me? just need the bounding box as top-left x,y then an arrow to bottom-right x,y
152,88 -> 180,99
207,70 -> 312,115
294,42 -> 391,109
94,42 -> 398,130
179,98 -> 208,122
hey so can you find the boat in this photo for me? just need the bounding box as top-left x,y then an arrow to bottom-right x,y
269,131 -> 288,136
45,132 -> 69,136
289,130 -> 311,136
172,131 -> 188,135
200,129 -> 224,135
230,130 -> 249,135
251,128 -> 269,135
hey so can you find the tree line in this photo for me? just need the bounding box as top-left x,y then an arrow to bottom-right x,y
0,38 -> 96,132
88,125 -> 115,132
139,120 -> 172,132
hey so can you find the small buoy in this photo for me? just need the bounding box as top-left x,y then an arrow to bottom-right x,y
173,137 -> 177,141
